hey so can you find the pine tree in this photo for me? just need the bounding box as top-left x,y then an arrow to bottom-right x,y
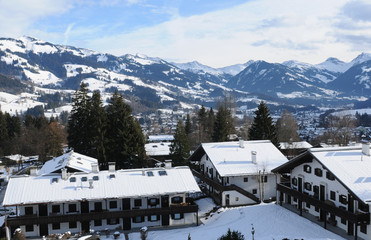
212,105 -> 235,142
249,101 -> 279,148
0,111 -> 9,156
67,82 -> 91,154
185,114 -> 192,135
170,120 -> 190,166
218,228 -> 244,240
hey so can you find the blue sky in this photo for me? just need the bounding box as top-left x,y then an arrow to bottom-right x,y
1,0 -> 371,67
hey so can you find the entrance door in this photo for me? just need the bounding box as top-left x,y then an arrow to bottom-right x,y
39,224 -> 48,236
348,194 -> 354,235
81,221 -> 90,233
81,201 -> 89,213
226,194 -> 230,206
38,204 -> 47,216
123,217 -> 131,230
122,198 -> 131,210
319,185 -> 326,221
161,214 -> 169,226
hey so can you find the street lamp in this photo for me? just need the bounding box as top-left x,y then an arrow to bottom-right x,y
251,224 -> 255,240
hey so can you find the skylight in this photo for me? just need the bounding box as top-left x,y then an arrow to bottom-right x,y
159,170 -> 167,176
93,176 -> 99,181
81,177 -> 87,182
70,177 -> 76,182
147,171 -> 154,177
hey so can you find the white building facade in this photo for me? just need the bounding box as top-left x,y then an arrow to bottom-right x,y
3,163 -> 200,238
273,144 -> 371,240
189,140 -> 288,206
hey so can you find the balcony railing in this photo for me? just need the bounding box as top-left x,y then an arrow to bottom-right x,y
276,183 -> 370,225
192,170 -> 260,202
6,204 -> 198,227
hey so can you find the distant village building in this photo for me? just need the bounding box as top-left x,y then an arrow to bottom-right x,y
3,154 -> 200,238
145,142 -> 172,162
147,135 -> 174,143
189,140 -> 288,206
272,143 -> 371,240
280,141 -> 313,159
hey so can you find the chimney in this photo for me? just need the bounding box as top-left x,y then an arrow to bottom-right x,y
30,167 -> 38,176
91,163 -> 99,173
89,179 -> 94,189
108,162 -> 116,172
362,142 -> 370,156
239,139 -> 244,148
165,160 -> 172,169
142,169 -> 145,176
251,151 -> 257,164
61,168 -> 68,180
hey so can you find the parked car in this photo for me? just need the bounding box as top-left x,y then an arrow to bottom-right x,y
0,207 -> 15,216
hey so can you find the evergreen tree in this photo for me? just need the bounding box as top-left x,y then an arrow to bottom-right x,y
170,120 -> 190,166
207,107 -> 215,138
106,91 -> 145,169
249,101 -> 279,148
218,229 -> 244,240
67,82 -> 91,154
0,111 -> 8,156
212,105 -> 235,142
185,113 -> 192,135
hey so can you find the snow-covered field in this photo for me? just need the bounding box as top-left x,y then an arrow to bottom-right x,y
96,201 -> 344,240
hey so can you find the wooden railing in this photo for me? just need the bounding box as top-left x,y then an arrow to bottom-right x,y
6,204 -> 198,227
276,183 -> 370,224
192,170 -> 260,203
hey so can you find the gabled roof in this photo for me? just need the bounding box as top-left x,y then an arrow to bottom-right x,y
3,166 -> 200,206
38,151 -> 98,175
273,145 -> 371,202
190,140 -> 288,177
280,141 -> 313,150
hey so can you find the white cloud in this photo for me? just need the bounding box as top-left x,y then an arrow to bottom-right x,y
85,0 -> 364,67
0,0 -> 74,38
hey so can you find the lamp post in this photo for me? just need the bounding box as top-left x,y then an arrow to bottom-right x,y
251,224 -> 255,240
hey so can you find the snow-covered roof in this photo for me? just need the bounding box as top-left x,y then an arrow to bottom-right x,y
145,142 -> 171,156
148,135 -> 174,142
280,141 -> 313,150
38,151 -> 98,175
3,166 -> 200,206
201,140 -> 288,177
310,145 -> 371,202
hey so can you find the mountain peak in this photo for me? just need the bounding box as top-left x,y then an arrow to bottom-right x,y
351,52 -> 371,66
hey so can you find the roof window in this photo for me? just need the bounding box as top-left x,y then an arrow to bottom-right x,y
81,177 -> 87,182
52,178 -> 58,183
109,174 -> 115,179
147,171 -> 154,177
159,170 -> 167,176
70,177 -> 76,182
93,176 -> 99,181
77,161 -> 83,165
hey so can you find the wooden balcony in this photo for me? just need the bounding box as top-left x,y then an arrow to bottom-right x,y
276,183 -> 370,225
192,170 -> 260,203
6,204 -> 198,227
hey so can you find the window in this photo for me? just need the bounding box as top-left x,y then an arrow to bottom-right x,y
52,205 -> 60,213
159,170 -> 167,176
361,224 -> 367,234
330,191 -> 336,201
93,176 -> 99,181
68,204 -> 77,212
148,198 -> 159,206
134,199 -> 142,207
109,174 -> 116,179
149,215 -> 159,222
339,195 -> 347,205
81,177 -> 87,182
94,219 -> 102,226
133,216 -> 144,223
306,202 -> 310,208
25,206 -> 33,215
107,218 -> 119,225
235,197 -> 239,201
313,186 -> 319,199
52,223 -> 60,230
109,200 -> 117,209
359,203 -> 369,212
326,171 -> 335,181
147,171 -> 154,177
243,177 -> 248,182
303,165 -> 311,173
69,221 -> 77,229
315,206 -> 319,212
304,182 -> 312,191
171,196 -> 183,204
261,175 -> 268,183
172,213 -> 183,220
341,218 -> 346,225
94,202 -> 102,212
52,178 -> 58,183
206,155 -> 209,161
291,177 -> 297,186
69,177 -> 76,182
314,168 -> 323,177
252,189 -> 257,194
293,197 -> 297,202
25,225 -> 34,232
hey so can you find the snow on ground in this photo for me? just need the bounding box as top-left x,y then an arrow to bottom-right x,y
98,203 -> 344,240
0,91 -> 45,116
196,197 -> 216,217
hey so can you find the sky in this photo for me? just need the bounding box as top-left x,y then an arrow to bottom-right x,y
0,0 -> 370,68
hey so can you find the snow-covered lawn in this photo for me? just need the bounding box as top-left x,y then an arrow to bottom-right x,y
98,203 -> 344,240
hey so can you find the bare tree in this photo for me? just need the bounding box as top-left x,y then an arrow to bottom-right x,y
321,113 -> 357,146
276,110 -> 300,143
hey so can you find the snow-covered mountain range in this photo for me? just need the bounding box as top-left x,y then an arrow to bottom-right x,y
0,36 -> 371,113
